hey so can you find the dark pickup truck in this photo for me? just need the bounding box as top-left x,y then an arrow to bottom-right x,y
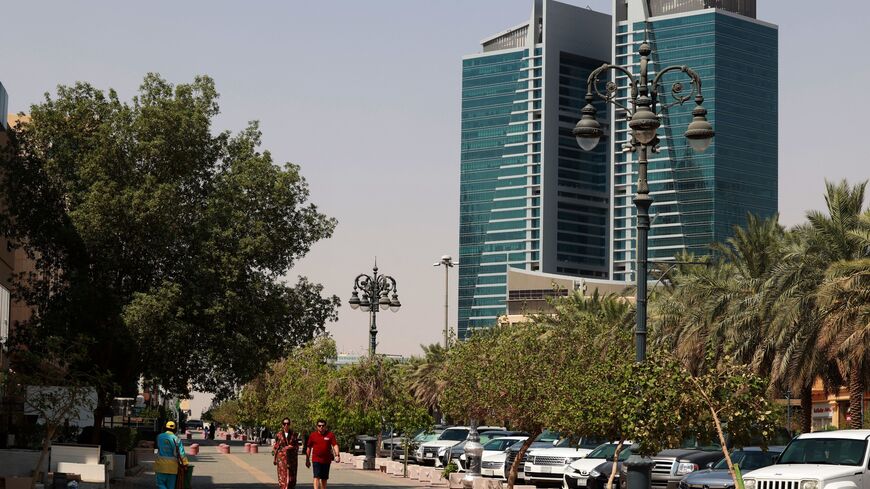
589,446 -> 723,489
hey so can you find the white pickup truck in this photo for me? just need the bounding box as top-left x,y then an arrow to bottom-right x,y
743,430 -> 870,489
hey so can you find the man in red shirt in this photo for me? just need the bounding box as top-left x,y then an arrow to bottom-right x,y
305,419 -> 340,489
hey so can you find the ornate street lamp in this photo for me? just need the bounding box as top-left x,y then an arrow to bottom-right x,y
348,263 -> 401,356
462,421 -> 483,489
573,41 -> 713,489
433,255 -> 457,349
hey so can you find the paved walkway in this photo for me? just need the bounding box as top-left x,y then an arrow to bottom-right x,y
116,444 -> 422,489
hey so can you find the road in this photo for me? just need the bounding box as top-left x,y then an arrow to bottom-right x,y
118,439 -> 423,489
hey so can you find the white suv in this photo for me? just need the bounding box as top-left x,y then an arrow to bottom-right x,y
524,437 -> 605,485
417,426 -> 505,467
743,430 -> 870,489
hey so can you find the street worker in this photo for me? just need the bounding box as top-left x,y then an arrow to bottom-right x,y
273,418 -> 300,489
155,421 -> 190,489
305,419 -> 340,489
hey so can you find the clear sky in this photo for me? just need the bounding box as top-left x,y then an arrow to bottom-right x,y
2,1 -> 868,358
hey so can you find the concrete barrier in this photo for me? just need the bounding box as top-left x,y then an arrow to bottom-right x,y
188,444 -> 200,456
354,458 -> 365,469
513,485 -> 536,489
429,469 -> 448,485
449,473 -> 465,489
472,478 -> 503,489
0,450 -> 48,477
250,445 -> 259,454
409,464 -> 421,480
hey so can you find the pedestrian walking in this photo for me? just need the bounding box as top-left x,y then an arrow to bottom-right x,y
273,418 -> 300,489
305,419 -> 340,489
154,421 -> 190,489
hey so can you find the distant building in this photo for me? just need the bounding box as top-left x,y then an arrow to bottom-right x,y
333,353 -> 408,368
503,268 -> 631,324
610,0 -> 778,280
458,0 -> 612,339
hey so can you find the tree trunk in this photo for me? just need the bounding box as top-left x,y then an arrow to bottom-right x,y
33,424 -> 56,489
848,363 -> 864,429
800,385 -> 812,434
507,428 -> 541,489
606,439 -> 625,489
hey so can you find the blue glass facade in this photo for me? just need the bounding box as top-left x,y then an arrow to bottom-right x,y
459,48 -> 536,338
611,11 -> 777,280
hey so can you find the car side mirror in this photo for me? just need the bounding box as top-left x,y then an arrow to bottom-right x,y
706,462 -> 714,469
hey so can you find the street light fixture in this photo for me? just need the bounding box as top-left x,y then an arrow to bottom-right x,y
574,41 -> 713,489
349,263 -> 401,356
433,255 -> 457,349
573,41 -> 713,363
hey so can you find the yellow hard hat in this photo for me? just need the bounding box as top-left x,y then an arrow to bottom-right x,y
165,421 -> 176,430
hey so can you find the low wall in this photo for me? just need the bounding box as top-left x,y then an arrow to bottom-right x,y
0,449 -> 48,477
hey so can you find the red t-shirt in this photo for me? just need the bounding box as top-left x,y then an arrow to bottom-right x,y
307,431 -> 338,463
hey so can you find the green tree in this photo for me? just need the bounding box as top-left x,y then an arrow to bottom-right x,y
0,74 -> 340,430
442,322 -> 559,489
406,343 -> 448,422
767,180 -> 869,429
329,354 -> 432,457
265,336 -> 337,432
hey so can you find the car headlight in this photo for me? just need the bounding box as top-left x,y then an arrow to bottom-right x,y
743,479 -> 756,489
590,470 -> 601,478
675,462 -> 699,476
800,480 -> 819,489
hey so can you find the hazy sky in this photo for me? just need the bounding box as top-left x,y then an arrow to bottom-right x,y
3,1 -> 868,358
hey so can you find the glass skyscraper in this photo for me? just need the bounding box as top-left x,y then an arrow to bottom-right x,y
610,0 -> 778,280
458,0 -> 611,339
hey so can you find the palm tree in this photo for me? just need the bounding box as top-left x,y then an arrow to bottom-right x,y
650,214 -> 786,375
767,180 -> 868,430
406,343 -> 448,422
816,209 -> 870,428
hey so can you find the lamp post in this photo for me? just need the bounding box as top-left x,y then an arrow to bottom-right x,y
573,42 -> 713,489
462,420 -> 483,489
433,255 -> 457,349
348,264 -> 401,356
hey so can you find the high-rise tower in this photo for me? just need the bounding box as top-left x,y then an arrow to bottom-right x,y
610,0 -> 778,280
458,0 -> 611,339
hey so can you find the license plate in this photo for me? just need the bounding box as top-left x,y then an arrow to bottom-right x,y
540,466 -> 551,473
399,454 -> 405,460
425,453 -> 434,458
578,478 -> 588,486
354,445 -> 361,449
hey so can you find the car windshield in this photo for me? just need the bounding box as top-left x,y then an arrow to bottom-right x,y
536,431 -> 561,443
680,435 -> 721,451
778,438 -> 867,466
415,432 -> 441,442
553,437 -> 606,449
485,438 -> 520,451
440,429 -> 471,441
714,451 -> 779,470
587,444 -> 633,461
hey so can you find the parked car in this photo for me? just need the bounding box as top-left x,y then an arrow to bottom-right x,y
451,431 -> 528,469
742,430 -> 870,489
351,434 -> 373,455
401,429 -> 445,462
504,431 -> 565,481
456,435 -> 529,472
564,442 -> 634,489
524,437 -> 607,486
678,447 -> 782,489
417,426 -> 505,467
185,419 -> 204,431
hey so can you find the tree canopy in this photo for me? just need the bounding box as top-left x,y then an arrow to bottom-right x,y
0,74 -> 340,405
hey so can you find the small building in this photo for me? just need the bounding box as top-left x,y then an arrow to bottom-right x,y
502,268 -> 632,324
